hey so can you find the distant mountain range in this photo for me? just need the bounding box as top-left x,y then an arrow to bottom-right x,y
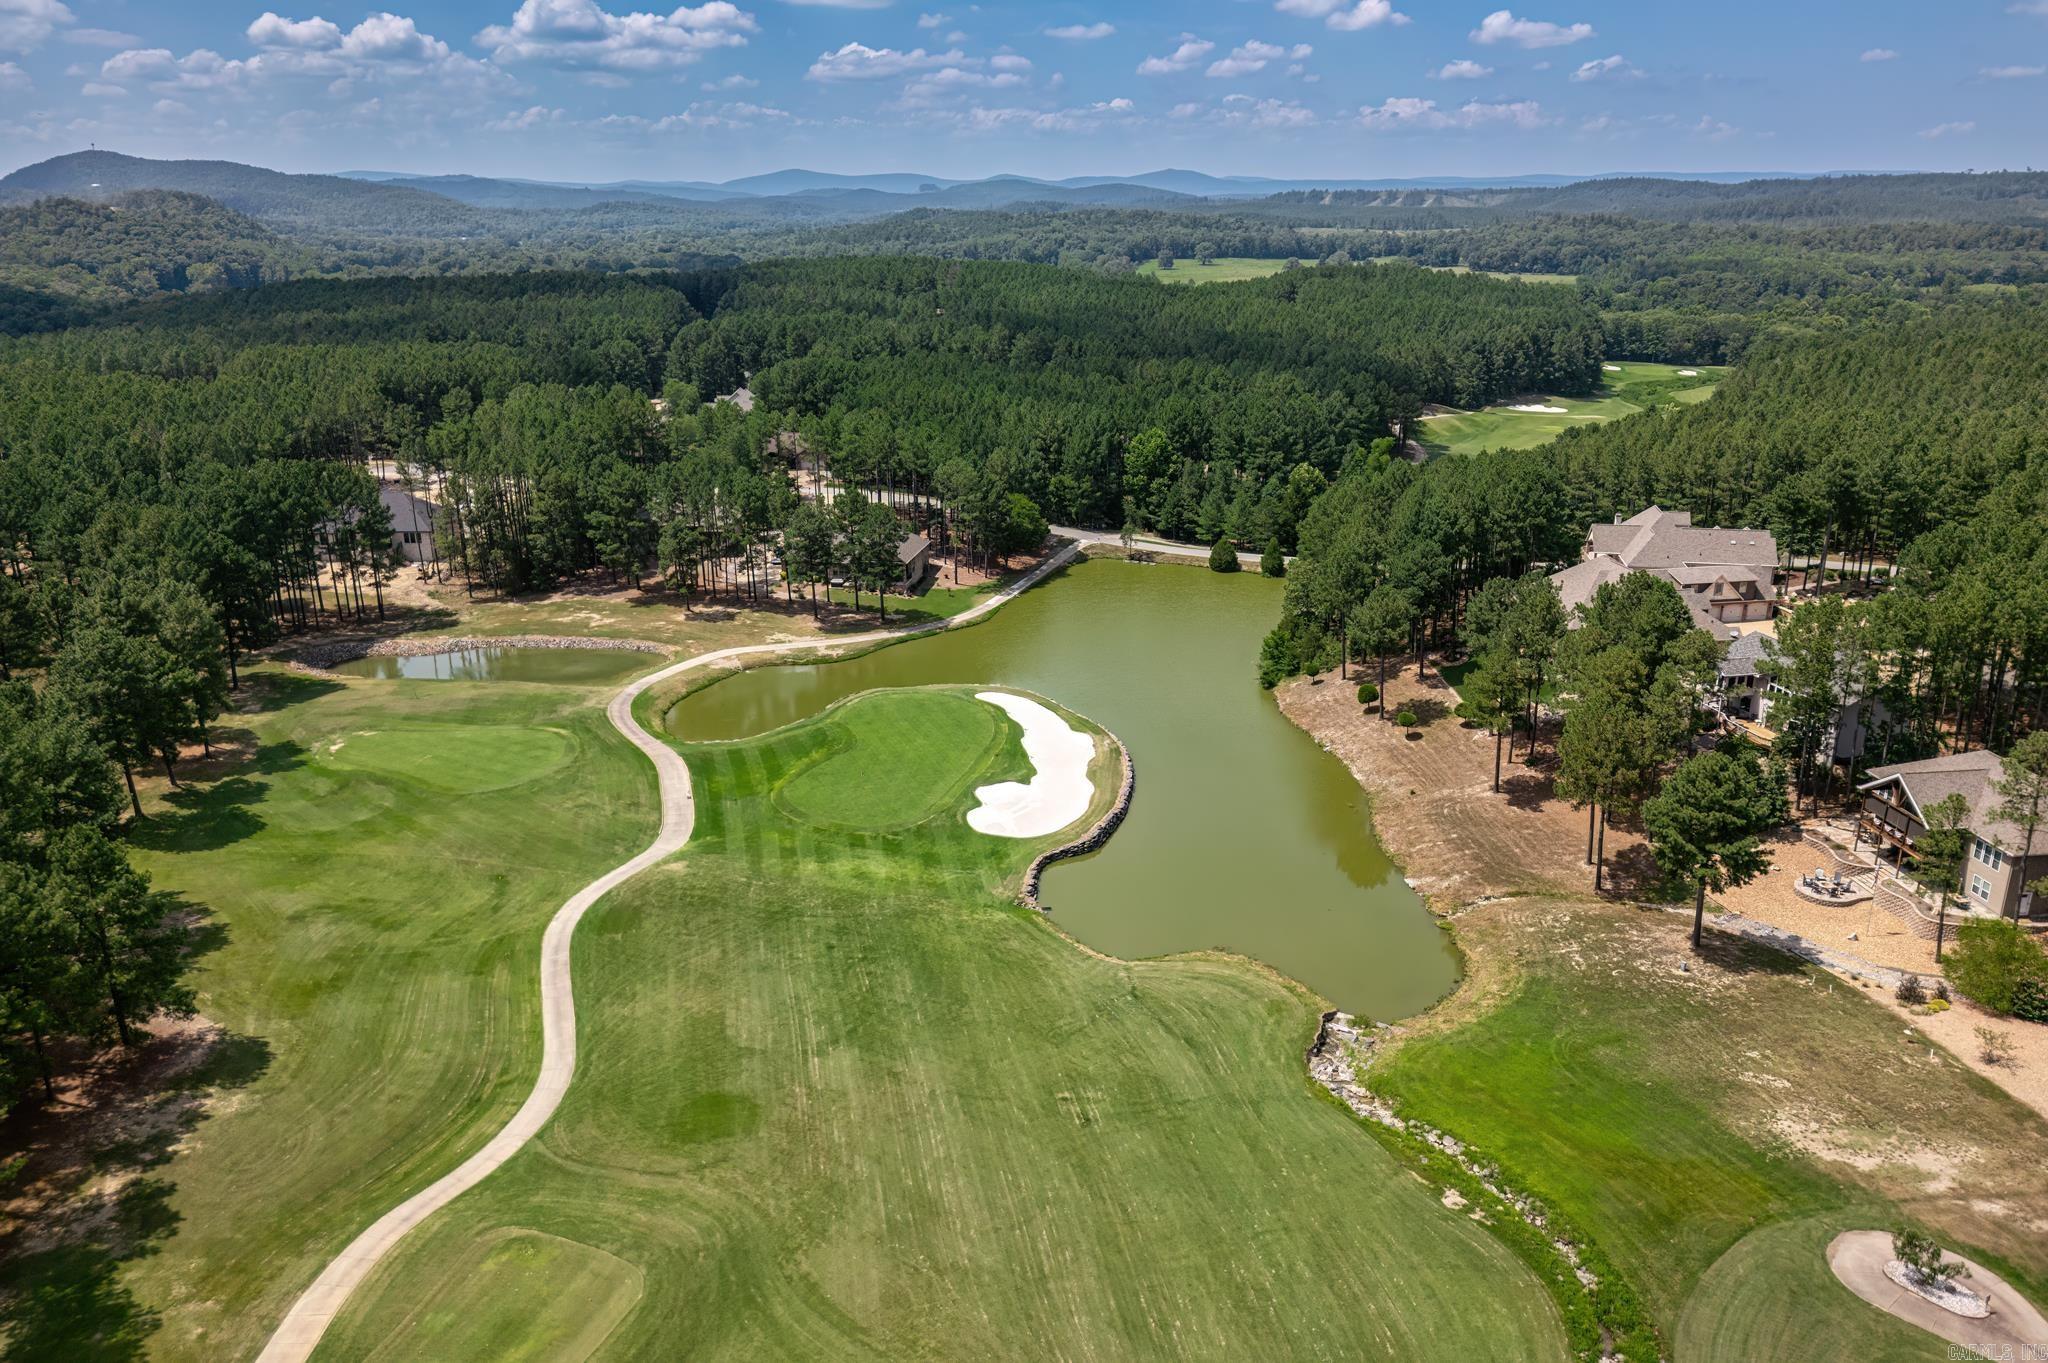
337,165 -> 1825,202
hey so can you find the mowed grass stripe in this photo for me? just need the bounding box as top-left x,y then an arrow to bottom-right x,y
313,687 -> 1570,1362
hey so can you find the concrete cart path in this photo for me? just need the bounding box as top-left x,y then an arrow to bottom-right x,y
1826,1229 -> 2048,1357
254,541 -> 1081,1363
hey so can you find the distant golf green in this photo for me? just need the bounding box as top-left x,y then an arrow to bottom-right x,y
665,557 -> 1459,1019
315,684 -> 1569,1362
1417,361 -> 1728,456
1137,256 -> 1307,284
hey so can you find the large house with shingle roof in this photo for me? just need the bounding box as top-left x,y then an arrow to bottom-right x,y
1551,506 -> 1779,642
1859,751 -> 2047,919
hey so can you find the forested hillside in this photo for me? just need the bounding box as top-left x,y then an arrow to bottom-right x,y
0,192 -> 309,317
1269,293 -> 2048,754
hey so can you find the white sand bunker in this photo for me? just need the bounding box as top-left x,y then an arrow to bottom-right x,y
967,692 -> 1094,839
1678,368 -> 1700,377
1602,363 -> 1621,372
1507,403 -> 1569,413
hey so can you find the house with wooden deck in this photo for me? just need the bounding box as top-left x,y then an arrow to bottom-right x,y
1858,751 -> 2046,919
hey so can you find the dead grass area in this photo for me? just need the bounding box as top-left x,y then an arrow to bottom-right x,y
1713,833 -> 1939,974
1394,898 -> 2048,1261
0,1017 -> 267,1259
1276,661 -> 1654,907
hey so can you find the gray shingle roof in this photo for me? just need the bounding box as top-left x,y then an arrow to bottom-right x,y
1860,750 -> 2026,849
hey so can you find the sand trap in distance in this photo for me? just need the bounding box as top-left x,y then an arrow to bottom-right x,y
1506,403 -> 1569,413
1677,369 -> 1700,377
968,691 -> 1094,838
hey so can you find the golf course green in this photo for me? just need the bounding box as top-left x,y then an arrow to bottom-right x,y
666,557 -> 1459,1020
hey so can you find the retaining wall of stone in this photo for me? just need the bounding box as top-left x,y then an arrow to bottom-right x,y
1018,732 -> 1133,912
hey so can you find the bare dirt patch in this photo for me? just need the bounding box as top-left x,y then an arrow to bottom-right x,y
1276,662 -> 1652,907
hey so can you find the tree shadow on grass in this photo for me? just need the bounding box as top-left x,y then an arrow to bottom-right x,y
0,1019 -> 272,1363
229,672 -> 344,717
126,739 -> 307,854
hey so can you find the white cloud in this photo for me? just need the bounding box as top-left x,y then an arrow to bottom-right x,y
59,27 -> 138,48
1570,53 -> 1638,82
102,47 -> 250,91
477,0 -> 756,72
151,97 -> 193,117
807,41 -> 960,80
0,0 -> 73,53
1206,39 -> 1305,78
1045,22 -> 1114,40
898,63 -> 1026,104
948,96 -> 1134,133
486,103 -> 561,130
2007,1 -> 2048,12
0,58 -> 29,89
702,71 -> 755,89
1470,10 -> 1592,48
247,12 -> 343,49
1431,58 -> 1492,79
1859,48 -> 1896,62
1216,92 -> 1316,127
1357,95 -> 1546,129
1274,0 -> 1408,31
1919,119 -> 1975,138
1170,100 -> 1201,117
81,79 -> 127,96
1983,64 -> 2045,78
1137,34 -> 1212,75
990,52 -> 1031,72
1692,114 -> 1737,139
916,10 -> 949,26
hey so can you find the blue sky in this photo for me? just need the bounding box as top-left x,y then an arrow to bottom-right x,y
2,0 -> 2044,182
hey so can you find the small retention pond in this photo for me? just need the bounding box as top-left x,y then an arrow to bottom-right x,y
667,557 -> 1458,1019
334,645 -> 653,685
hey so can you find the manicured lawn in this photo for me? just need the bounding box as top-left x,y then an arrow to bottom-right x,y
0,664 -> 659,1362
1416,361 -> 1728,457
777,689 -> 1018,830
1369,900 -> 2048,1357
314,686 -> 1571,1362
1138,256 -> 1309,284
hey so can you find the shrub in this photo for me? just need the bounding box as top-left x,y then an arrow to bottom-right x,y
1933,977 -> 1952,1002
1260,542 -> 1286,578
1892,1227 -> 1966,1288
1895,973 -> 1926,1005
1943,917 -> 2048,1014
1356,682 -> 1380,706
1208,538 -> 1241,573
2013,976 -> 2048,1024
1975,1026 -> 2014,1065
1394,708 -> 1419,728
1926,997 -> 1951,1013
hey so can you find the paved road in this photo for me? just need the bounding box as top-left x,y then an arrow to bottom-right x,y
1050,523 -> 1285,570
254,542 -> 1082,1363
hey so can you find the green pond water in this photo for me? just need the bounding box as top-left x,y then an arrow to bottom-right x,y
668,558 -> 1459,1019
335,645 -> 655,684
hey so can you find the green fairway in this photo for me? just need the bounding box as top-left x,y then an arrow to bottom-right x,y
1416,361 -> 1728,456
1137,256 -> 1307,284
777,689 -> 1018,831
1369,901 -> 2048,1357
313,685 -> 1570,1362
0,665 -> 659,1363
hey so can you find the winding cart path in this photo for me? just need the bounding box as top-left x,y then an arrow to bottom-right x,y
254,542 -> 1080,1363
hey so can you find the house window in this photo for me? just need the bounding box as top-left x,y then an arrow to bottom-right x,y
1973,838 -> 2006,870
401,530 -> 420,544
1970,873 -> 1993,903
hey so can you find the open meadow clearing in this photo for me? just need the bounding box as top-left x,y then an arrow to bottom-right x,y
309,685 -> 1571,1362
1136,256 -> 1307,284
1416,361 -> 1728,457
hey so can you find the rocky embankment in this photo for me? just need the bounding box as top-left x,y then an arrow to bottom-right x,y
1019,733 -> 1134,911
